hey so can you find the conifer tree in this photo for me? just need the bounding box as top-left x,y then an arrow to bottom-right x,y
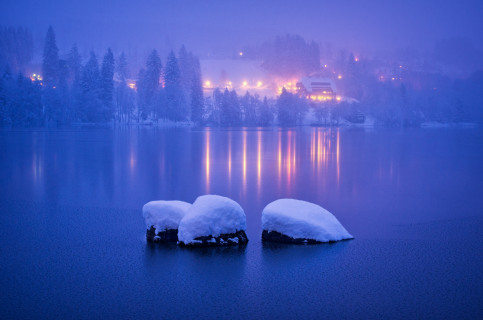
67,45 -> 82,121
220,89 -> 241,126
67,45 -> 82,85
100,48 -> 115,121
258,97 -> 273,126
115,52 -> 134,123
190,57 -> 204,124
138,50 -> 162,120
80,52 -> 101,122
164,51 -> 187,121
277,88 -> 295,126
42,26 -> 59,86
178,45 -> 192,92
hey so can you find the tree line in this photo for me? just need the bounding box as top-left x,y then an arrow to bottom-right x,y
0,26 -> 293,127
0,26 -> 207,126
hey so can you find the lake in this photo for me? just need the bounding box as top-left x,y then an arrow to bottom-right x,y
0,127 -> 482,319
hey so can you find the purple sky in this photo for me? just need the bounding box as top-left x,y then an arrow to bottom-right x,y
1,0 -> 482,57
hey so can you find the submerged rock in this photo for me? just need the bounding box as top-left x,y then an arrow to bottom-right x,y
261,199 -> 353,244
143,200 -> 191,243
262,230 -> 337,244
178,230 -> 248,247
178,195 -> 248,247
146,226 -> 179,243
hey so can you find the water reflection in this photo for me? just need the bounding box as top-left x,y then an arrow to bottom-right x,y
205,129 -> 210,193
243,130 -> 247,194
2,127 -> 480,231
228,131 -> 232,183
20,128 -> 345,207
255,131 -> 259,192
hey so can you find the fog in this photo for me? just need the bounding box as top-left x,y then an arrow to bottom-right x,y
2,0 -> 482,56
1,0 -> 482,127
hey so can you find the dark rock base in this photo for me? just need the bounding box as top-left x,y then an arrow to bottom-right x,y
262,230 -> 336,244
146,226 -> 178,243
179,230 -> 248,247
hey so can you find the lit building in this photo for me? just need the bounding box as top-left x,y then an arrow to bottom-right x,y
296,77 -> 338,102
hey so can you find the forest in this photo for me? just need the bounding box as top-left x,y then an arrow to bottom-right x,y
0,26 -> 482,127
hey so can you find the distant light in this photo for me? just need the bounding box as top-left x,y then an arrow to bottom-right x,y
242,81 -> 248,87
399,65 -> 403,68
228,81 -> 232,85
128,82 -> 136,89
391,77 -> 395,80
239,52 -> 243,56
336,96 -> 341,101
310,95 -> 317,101
354,57 -> 359,62
337,75 -> 342,80
204,80 -> 211,87
257,81 -> 263,87
33,74 -> 36,77
324,64 -> 327,68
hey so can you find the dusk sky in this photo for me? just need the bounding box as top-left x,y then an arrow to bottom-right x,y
2,0 -> 482,56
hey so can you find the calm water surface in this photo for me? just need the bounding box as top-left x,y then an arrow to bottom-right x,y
0,127 -> 482,319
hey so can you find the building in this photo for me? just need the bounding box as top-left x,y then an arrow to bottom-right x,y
296,77 -> 340,102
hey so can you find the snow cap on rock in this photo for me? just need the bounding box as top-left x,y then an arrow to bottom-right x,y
262,199 -> 353,242
178,195 -> 247,245
143,200 -> 192,232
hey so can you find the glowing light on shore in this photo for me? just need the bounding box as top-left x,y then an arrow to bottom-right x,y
242,80 -> 248,87
337,75 -> 342,80
336,96 -> 341,101
257,81 -> 263,87
239,52 -> 243,56
30,74 -> 42,82
204,80 -> 211,88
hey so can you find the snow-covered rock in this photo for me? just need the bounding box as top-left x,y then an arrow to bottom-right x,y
178,195 -> 248,247
262,199 -> 353,244
143,200 -> 192,243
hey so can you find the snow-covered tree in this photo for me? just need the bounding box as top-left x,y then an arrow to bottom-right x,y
137,50 -> 162,120
190,58 -> 204,124
100,48 -> 115,121
164,51 -> 187,121
42,26 -> 59,86
79,52 -> 101,122
277,88 -> 308,126
258,97 -> 273,126
115,52 -> 135,123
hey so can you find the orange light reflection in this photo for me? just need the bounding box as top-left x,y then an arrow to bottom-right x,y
205,130 -> 210,193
